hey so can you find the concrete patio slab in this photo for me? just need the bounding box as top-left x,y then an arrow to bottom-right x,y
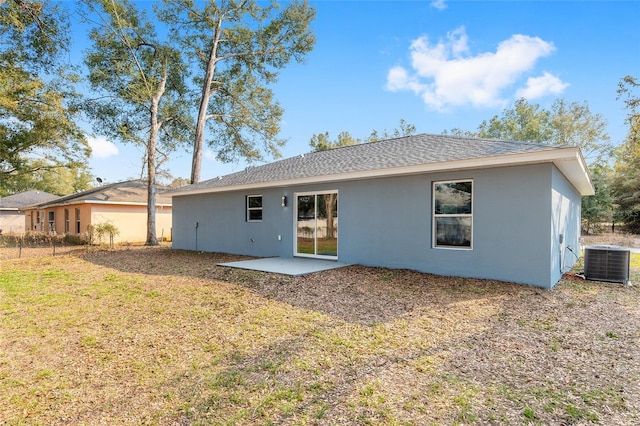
218,257 -> 352,276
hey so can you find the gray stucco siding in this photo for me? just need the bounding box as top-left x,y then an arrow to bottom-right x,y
172,189 -> 289,257
550,166 -> 582,284
461,164 -> 553,286
336,175 -> 431,269
337,164 -> 554,287
172,162 -> 577,288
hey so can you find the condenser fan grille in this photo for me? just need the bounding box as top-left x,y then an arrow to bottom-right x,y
584,246 -> 631,285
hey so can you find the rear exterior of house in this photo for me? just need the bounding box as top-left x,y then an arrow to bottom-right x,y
170,134 -> 592,288
22,180 -> 172,243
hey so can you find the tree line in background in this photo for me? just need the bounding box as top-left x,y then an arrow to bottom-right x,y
1,1 -> 639,240
1,0 -> 315,245
448,87 -> 640,234
312,89 -> 640,235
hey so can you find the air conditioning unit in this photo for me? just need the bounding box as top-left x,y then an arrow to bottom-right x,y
584,245 -> 631,285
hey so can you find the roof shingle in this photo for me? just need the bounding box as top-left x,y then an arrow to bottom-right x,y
177,133 -> 579,193
0,190 -> 59,210
22,180 -> 171,209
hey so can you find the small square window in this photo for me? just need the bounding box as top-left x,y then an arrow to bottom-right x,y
247,195 -> 263,222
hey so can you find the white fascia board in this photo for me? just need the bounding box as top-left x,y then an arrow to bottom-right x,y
171,147 -> 595,197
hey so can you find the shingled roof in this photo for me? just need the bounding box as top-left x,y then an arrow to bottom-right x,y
22,180 -> 172,209
171,133 -> 594,196
0,190 -> 59,211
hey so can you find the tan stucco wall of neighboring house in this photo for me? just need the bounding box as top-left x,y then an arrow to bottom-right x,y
23,203 -> 172,243
91,204 -> 172,243
24,204 -> 93,235
0,211 -> 25,233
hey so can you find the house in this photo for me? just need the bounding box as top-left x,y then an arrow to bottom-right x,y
0,190 -> 59,234
169,134 -> 594,288
21,180 -> 172,243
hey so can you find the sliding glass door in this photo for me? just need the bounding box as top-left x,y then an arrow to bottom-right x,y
295,191 -> 338,258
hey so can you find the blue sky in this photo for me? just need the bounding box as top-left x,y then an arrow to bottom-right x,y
85,0 -> 640,184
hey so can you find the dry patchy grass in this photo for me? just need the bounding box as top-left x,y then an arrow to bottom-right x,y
1,245 -> 639,425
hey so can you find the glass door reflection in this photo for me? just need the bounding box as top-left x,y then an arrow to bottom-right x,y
296,192 -> 338,258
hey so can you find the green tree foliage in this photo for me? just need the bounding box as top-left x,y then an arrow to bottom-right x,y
611,75 -> 640,233
309,119 -> 417,152
581,164 -> 614,234
452,98 -> 611,163
447,98 -> 613,231
309,131 -> 359,152
168,177 -> 190,189
366,119 -> 417,143
1,161 -> 93,196
158,0 -> 317,183
83,0 -> 192,245
0,0 -> 90,187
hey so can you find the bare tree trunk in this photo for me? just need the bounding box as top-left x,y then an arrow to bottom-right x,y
191,94 -> 207,184
325,193 -> 336,238
146,117 -> 159,246
190,18 -> 223,184
145,71 -> 167,246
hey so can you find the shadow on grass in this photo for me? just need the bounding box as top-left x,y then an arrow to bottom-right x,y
11,246 -> 638,424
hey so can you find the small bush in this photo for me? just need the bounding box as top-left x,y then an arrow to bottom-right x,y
63,234 -> 88,246
90,222 -> 120,247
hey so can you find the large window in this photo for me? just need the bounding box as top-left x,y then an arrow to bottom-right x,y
433,180 -> 472,249
246,195 -> 263,222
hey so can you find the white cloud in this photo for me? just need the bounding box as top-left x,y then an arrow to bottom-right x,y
430,0 -> 447,11
386,27 -> 564,110
88,136 -> 119,159
204,149 -> 216,160
516,71 -> 569,99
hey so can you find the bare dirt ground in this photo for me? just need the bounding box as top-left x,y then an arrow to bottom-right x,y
582,232 -> 640,248
1,235 -> 639,425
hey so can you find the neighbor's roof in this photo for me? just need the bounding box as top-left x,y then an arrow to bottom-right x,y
21,180 -> 172,210
0,190 -> 59,211
171,133 -> 594,197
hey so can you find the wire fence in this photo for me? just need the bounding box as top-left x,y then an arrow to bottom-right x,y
0,232 -> 110,261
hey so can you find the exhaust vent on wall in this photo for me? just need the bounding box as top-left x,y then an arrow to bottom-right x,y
584,245 -> 631,285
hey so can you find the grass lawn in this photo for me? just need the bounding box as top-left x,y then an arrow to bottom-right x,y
296,238 -> 338,256
1,247 -> 639,425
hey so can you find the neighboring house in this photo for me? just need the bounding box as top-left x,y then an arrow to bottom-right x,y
0,190 -> 59,234
22,180 -> 172,243
169,134 -> 594,288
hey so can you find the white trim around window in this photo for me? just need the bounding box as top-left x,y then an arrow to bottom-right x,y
433,179 -> 473,250
246,194 -> 263,222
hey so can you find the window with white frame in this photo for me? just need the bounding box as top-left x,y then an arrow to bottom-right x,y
246,195 -> 263,222
433,180 -> 473,249
64,209 -> 70,233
